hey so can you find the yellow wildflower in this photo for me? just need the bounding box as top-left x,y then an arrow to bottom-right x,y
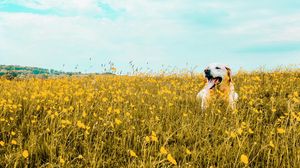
237,128 -> 243,135
277,128 -> 286,134
11,140 -> 17,145
269,141 -> 275,148
150,131 -> 158,142
230,132 -> 237,138
114,109 -> 121,114
77,121 -> 86,129
22,150 -> 29,158
240,154 -> 249,165
129,150 -> 137,157
145,136 -> 150,143
82,111 -> 87,118
186,148 -> 192,155
60,157 -> 65,164
167,154 -> 177,165
151,136 -> 158,142
111,67 -> 117,71
160,147 -> 168,155
115,118 -> 122,125
102,97 -> 108,102
64,97 -> 70,102
248,128 -> 254,134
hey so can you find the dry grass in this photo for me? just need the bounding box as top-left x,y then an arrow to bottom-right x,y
0,69 -> 299,167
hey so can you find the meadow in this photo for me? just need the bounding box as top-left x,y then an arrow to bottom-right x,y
0,69 -> 299,167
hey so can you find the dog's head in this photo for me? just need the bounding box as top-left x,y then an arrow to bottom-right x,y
204,63 -> 232,89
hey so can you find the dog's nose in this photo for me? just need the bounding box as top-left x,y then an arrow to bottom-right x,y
204,69 -> 210,74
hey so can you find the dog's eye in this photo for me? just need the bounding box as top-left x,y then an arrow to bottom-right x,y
216,67 -> 221,69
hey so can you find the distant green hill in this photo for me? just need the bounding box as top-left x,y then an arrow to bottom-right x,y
0,65 -> 81,78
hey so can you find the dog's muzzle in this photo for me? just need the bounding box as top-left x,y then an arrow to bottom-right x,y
205,75 -> 222,89
204,69 -> 223,89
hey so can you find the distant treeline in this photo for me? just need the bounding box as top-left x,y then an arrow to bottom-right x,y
0,65 -> 81,79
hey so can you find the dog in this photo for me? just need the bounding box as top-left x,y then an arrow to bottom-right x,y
197,63 -> 238,110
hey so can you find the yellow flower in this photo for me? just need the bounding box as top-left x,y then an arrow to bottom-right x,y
115,118 -> 122,125
232,109 -> 238,114
151,136 -> 158,142
60,157 -> 65,164
82,111 -> 87,118
36,105 -> 41,111
11,140 -> 17,145
47,110 -> 52,115
102,97 -> 108,102
269,141 -> 275,148
11,131 -> 16,136
293,91 -> 299,97
160,147 -> 168,155
129,150 -> 137,157
77,121 -> 86,129
145,136 -> 150,143
237,128 -> 243,135
0,141 -> 4,146
64,97 -> 70,102
150,131 -> 158,142
111,67 -> 117,71
186,148 -> 192,155
240,154 -> 249,165
167,154 -> 177,165
230,132 -> 237,138
22,150 -> 29,158
248,128 -> 254,134
114,109 -> 121,114
61,119 -> 71,125
78,155 -> 84,159
277,128 -> 286,134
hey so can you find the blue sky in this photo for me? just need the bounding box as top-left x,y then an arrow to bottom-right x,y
0,0 -> 299,73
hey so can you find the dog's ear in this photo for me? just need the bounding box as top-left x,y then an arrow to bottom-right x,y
225,66 -> 232,82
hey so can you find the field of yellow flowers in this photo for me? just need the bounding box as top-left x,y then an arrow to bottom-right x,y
0,69 -> 299,167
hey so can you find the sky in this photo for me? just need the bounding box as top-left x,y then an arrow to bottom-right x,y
0,0 -> 299,73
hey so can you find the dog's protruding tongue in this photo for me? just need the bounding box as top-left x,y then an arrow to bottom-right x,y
206,78 -> 219,89
213,78 -> 220,84
206,79 -> 215,89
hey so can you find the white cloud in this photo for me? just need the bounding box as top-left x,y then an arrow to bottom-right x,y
13,0 -> 98,10
0,10 -> 187,71
0,0 -> 299,72
221,13 -> 300,44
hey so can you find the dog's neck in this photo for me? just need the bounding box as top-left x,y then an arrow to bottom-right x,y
210,83 -> 230,92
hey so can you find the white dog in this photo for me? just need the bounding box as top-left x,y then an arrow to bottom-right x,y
197,63 -> 238,110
